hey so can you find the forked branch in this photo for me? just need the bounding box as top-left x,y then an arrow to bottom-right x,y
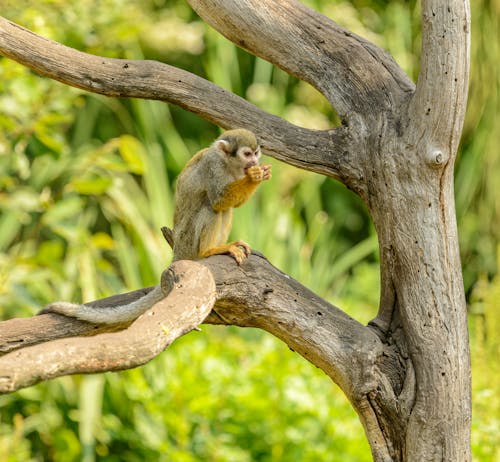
0,254 -> 404,460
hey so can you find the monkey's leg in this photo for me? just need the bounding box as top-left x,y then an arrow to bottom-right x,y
198,210 -> 250,264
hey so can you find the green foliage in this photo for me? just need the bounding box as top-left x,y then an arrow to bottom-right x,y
469,248 -> 500,462
455,0 -> 500,292
0,0 -> 498,460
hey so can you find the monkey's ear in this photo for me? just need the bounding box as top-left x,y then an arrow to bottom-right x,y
215,139 -> 231,154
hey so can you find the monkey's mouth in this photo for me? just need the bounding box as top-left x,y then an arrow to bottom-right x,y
244,163 -> 257,173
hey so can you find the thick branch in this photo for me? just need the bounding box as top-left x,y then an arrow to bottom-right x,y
188,0 -> 414,118
201,255 -> 382,395
0,261 -> 215,392
0,16 -> 353,182
409,0 -> 470,155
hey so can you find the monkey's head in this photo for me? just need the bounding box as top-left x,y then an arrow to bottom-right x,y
215,129 -> 261,176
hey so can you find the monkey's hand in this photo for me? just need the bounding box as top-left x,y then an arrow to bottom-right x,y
260,164 -> 272,181
246,164 -> 272,183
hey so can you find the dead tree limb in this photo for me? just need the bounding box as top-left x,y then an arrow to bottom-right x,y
0,261 -> 215,392
0,16 -> 350,183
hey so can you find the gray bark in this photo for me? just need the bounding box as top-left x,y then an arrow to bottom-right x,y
0,0 -> 471,460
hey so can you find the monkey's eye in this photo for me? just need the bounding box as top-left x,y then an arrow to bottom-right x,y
243,150 -> 253,157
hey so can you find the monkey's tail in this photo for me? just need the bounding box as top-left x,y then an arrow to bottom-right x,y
41,285 -> 164,325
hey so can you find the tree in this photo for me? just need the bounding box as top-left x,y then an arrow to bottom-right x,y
0,0 -> 471,460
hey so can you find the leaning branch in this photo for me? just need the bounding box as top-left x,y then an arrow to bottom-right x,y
201,254 -> 384,396
0,16 -> 351,181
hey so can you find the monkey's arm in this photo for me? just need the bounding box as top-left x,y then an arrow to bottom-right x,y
212,165 -> 271,211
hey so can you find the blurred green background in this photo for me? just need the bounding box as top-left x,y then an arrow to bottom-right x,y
0,0 -> 498,460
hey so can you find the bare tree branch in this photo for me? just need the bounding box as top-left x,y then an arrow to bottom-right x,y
188,0 -> 414,118
408,0 -> 470,155
0,16 -> 357,183
200,255 -> 382,393
0,310 -> 128,356
0,261 -> 216,393
0,255 -> 394,400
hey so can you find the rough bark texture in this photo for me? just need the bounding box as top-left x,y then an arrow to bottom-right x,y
0,0 -> 471,460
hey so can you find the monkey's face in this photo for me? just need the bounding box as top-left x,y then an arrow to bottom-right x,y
224,145 -> 261,179
237,146 -> 261,173
215,129 -> 261,178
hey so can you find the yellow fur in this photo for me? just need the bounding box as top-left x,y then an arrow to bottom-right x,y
212,176 -> 259,211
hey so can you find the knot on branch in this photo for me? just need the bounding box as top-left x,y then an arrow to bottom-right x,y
425,147 -> 448,168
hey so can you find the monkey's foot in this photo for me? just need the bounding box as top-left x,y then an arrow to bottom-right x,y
231,240 -> 251,259
201,240 -> 251,265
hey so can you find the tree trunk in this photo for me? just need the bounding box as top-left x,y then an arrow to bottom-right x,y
367,131 -> 471,460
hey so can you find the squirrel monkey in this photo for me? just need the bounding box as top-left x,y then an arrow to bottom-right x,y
41,129 -> 271,324
171,128 -> 271,264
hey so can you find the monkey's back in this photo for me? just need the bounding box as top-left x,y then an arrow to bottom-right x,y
172,149 -> 223,261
